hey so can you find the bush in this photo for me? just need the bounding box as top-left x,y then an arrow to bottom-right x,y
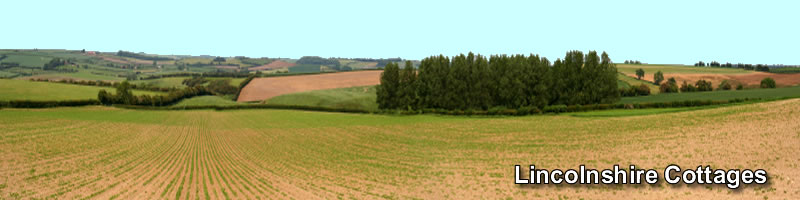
680,81 -> 697,92
760,77 -> 776,88
736,84 -> 744,90
695,80 -> 713,91
659,81 -> 679,93
635,84 -> 651,96
717,80 -> 732,90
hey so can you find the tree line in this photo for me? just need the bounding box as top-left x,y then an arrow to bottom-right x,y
116,51 -> 173,61
694,61 -> 769,72
98,81 -> 212,106
377,51 -> 619,111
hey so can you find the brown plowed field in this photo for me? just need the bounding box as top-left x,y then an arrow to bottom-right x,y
237,70 -> 381,102
248,60 -> 296,71
625,71 -> 800,87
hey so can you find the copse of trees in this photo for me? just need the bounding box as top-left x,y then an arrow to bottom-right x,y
377,51 -> 619,111
620,84 -> 651,97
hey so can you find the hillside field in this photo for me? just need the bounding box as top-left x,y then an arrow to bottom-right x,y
0,98 -> 797,199
266,86 -> 378,112
0,79 -> 163,101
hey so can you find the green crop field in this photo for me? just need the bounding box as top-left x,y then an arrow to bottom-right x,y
1,54 -> 52,68
616,64 -> 752,75
288,64 -> 322,73
266,85 -> 379,111
0,79 -> 163,101
620,86 -> 800,104
0,98 -> 797,199
171,95 -> 242,107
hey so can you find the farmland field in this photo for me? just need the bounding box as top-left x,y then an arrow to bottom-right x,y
620,85 -> 800,104
0,79 -> 163,101
237,70 -> 381,102
266,85 -> 378,111
171,96 -> 242,107
0,99 -> 798,199
617,64 -> 800,87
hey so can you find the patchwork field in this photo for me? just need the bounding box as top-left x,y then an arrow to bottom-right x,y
237,70 -> 381,102
616,64 -> 800,87
0,99 -> 798,199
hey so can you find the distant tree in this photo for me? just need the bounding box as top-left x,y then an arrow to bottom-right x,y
635,68 -> 645,80
760,77 -> 776,88
680,81 -> 697,92
695,80 -> 713,91
213,57 -> 226,65
653,71 -> 664,85
659,78 -> 679,93
115,81 -> 135,104
736,84 -> 744,90
81,49 -> 86,53
717,80 -> 732,90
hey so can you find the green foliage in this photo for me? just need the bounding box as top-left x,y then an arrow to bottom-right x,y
695,80 -> 713,91
736,84 -> 744,90
680,81 -> 697,92
206,79 -> 238,95
760,77 -> 776,88
635,68 -> 645,80
296,56 -> 339,67
717,80 -> 732,91
653,71 -> 664,85
381,51 -> 617,111
376,62 -> 400,109
182,77 -> 208,87
659,78 -> 679,93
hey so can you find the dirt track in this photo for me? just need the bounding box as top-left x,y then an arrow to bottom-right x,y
237,70 -> 382,102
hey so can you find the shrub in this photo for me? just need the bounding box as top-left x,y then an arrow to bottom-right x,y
659,82 -> 679,93
717,80 -> 732,90
760,77 -> 776,88
680,81 -> 697,92
635,84 -> 651,96
736,84 -> 744,90
695,80 -> 713,91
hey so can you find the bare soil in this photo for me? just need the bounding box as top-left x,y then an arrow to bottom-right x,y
237,70 -> 381,102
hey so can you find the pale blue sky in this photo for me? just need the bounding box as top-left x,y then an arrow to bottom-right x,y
2,0 -> 797,64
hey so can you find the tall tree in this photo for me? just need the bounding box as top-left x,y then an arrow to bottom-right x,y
377,62 -> 400,109
653,71 -> 664,85
397,60 -> 417,110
